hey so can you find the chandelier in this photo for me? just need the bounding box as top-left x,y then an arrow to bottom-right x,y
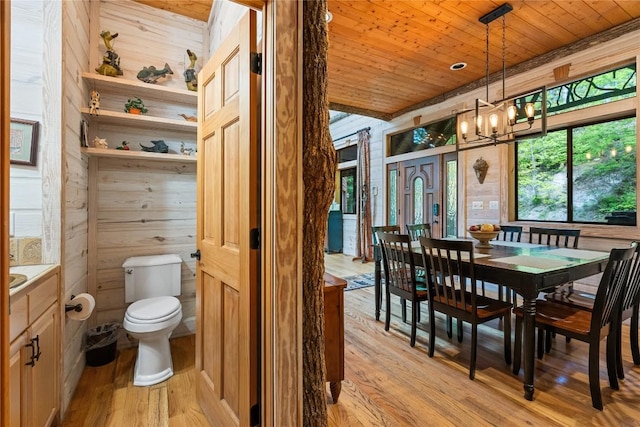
458,3 -> 547,145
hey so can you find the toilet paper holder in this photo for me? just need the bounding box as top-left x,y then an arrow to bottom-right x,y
65,294 -> 83,313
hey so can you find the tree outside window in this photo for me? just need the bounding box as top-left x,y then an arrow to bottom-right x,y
340,168 -> 357,214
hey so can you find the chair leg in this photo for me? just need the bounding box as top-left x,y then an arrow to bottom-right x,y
428,306 -> 436,357
504,312 -> 512,365
607,331 -> 620,389
513,315 -> 522,375
446,315 -> 453,339
457,319 -> 463,343
545,326 -> 552,353
384,291 -> 391,332
589,341 -> 604,410
616,318 -> 624,380
410,301 -> 418,347
401,298 -> 407,323
537,327 -> 545,360
469,323 -> 478,380
632,304 -> 640,365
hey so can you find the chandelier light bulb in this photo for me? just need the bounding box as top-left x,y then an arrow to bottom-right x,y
611,148 -> 617,157
460,120 -> 468,139
586,152 -> 592,160
507,105 -> 517,126
525,102 -> 535,125
489,113 -> 499,134
626,145 -> 633,153
476,115 -> 483,135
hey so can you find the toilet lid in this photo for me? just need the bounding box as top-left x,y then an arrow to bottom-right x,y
126,296 -> 181,324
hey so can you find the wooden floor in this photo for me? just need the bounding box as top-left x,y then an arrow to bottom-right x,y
63,254 -> 640,426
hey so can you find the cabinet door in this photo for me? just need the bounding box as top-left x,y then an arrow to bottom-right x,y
27,304 -> 58,427
9,333 -> 28,427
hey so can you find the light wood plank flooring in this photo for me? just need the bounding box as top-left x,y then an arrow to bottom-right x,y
63,254 -> 640,426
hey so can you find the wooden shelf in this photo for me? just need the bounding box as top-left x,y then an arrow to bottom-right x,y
81,147 -> 197,163
82,72 -> 197,104
81,108 -> 197,133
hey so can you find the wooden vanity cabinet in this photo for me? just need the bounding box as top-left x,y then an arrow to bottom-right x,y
323,272 -> 347,403
9,266 -> 60,427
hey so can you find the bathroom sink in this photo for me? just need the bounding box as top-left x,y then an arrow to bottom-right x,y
9,273 -> 28,289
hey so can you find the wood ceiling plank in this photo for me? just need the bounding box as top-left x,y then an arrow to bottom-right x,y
134,0 -> 212,22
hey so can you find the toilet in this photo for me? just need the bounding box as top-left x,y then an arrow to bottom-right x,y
122,254 -> 183,386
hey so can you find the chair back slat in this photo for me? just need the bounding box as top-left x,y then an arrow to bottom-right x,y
498,225 -> 522,242
420,237 -> 476,310
372,225 -> 400,245
621,243 -> 640,316
529,227 -> 580,248
377,232 -> 417,294
406,223 -> 432,241
591,243 -> 637,331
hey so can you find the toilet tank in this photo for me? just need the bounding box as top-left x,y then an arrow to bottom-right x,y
123,254 -> 182,303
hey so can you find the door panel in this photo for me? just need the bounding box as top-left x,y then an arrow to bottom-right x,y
400,156 -> 441,237
196,10 -> 259,427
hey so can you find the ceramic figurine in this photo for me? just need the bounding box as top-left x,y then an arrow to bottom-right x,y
180,142 -> 194,156
116,141 -> 130,150
95,31 -> 123,77
136,63 -> 174,84
140,140 -> 169,153
89,90 -> 100,115
93,136 -> 108,149
124,97 -> 148,115
178,113 -> 197,122
183,49 -> 198,92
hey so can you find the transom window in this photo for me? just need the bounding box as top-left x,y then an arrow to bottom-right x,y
388,117 -> 456,156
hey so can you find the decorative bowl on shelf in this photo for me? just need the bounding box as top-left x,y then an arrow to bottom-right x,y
468,230 -> 500,248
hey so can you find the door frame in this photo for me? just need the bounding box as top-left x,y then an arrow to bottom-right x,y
1,1 -> 10,425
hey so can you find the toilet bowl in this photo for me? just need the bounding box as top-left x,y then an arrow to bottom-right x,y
123,296 -> 182,386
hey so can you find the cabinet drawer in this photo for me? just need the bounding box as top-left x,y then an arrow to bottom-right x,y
10,296 -> 28,342
28,274 -> 58,323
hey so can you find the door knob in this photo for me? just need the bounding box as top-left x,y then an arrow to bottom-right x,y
190,249 -> 201,260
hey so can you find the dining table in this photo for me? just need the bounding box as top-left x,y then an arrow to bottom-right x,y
373,238 -> 610,401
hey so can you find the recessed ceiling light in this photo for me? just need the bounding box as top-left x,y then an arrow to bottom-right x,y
450,62 -> 467,71
326,11 -> 333,23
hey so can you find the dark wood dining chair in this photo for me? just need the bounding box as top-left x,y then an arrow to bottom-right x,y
377,232 -> 429,347
528,227 -> 580,248
405,223 -> 432,241
545,242 -> 640,380
419,237 -> 512,380
512,243 -> 637,410
372,225 -> 401,320
499,225 -> 523,242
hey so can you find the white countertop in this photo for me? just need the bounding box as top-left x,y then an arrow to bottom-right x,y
9,264 -> 58,296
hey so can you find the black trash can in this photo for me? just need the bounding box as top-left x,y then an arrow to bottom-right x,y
85,322 -> 120,367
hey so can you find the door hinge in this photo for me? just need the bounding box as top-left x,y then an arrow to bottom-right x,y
250,52 -> 262,75
250,228 -> 260,249
250,404 -> 260,426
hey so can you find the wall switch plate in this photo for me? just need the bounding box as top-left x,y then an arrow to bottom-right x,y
489,201 -> 499,209
471,201 -> 483,210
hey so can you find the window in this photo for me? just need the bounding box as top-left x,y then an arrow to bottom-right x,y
337,144 -> 357,163
340,168 -> 357,214
388,167 -> 398,225
413,177 -> 424,223
516,116 -> 636,224
389,117 -> 456,156
445,158 -> 457,237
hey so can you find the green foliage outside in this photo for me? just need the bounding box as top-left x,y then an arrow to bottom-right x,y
517,117 -> 636,222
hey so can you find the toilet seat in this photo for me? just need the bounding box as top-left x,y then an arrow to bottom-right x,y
124,296 -> 182,334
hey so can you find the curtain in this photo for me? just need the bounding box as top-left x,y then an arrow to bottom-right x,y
356,129 -> 372,262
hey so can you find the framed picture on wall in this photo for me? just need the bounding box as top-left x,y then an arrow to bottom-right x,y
10,118 -> 39,166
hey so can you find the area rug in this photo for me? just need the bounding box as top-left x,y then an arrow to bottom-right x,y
343,272 -> 376,291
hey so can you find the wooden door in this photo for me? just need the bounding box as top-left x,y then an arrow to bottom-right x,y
400,156 -> 441,237
195,10 -> 260,427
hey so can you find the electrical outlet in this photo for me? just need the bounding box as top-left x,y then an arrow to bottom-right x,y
489,201 -> 499,209
471,201 -> 483,210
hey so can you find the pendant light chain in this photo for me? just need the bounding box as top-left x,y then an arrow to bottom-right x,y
485,22 -> 490,101
502,15 -> 506,100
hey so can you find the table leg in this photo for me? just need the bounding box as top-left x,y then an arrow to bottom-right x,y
522,296 -> 536,400
374,256 -> 381,321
